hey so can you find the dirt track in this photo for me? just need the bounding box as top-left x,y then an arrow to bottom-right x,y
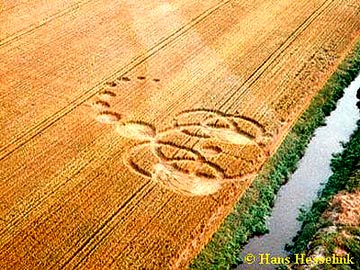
0,1 -> 359,269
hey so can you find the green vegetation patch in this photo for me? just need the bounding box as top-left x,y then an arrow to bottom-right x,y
189,39 -> 360,270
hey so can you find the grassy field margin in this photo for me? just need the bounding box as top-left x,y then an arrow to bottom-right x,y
189,39 -> 360,270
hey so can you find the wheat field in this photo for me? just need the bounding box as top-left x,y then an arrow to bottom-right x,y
0,0 -> 359,269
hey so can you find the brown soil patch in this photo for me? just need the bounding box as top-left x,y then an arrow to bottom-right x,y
325,190 -> 360,226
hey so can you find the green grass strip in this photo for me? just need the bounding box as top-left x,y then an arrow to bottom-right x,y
189,39 -> 360,270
